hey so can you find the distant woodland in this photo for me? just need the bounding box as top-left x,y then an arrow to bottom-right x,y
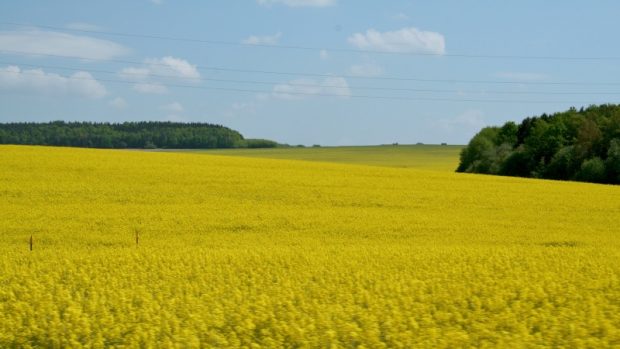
457,104 -> 620,184
0,121 -> 278,149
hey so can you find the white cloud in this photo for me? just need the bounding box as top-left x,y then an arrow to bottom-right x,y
120,56 -> 199,94
120,57 -> 200,81
109,97 -> 127,109
242,33 -> 282,45
348,27 -> 445,54
319,49 -> 329,60
494,72 -> 548,81
133,82 -> 168,94
0,65 -> 107,99
348,62 -> 384,77
272,76 -> 351,100
160,102 -> 184,113
70,71 -> 107,98
0,30 -> 129,60
257,0 -> 336,7
145,57 -> 200,79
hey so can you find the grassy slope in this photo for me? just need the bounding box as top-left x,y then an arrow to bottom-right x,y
165,144 -> 463,172
1,145 -> 619,347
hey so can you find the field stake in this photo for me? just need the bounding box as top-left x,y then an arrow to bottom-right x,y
135,230 -> 139,246
29,235 -> 33,251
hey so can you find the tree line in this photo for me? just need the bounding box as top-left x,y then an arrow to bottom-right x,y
0,121 -> 279,149
457,104 -> 620,184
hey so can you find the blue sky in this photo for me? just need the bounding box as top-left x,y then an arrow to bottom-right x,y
1,0 -> 619,145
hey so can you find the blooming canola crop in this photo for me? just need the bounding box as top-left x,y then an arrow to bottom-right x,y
0,145 -> 619,347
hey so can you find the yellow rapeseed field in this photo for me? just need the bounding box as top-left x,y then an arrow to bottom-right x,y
1,145 -> 619,348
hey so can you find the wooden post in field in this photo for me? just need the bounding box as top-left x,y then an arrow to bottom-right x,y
135,229 -> 139,246
29,235 -> 33,251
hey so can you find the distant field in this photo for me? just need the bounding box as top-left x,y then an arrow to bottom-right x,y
1,145 -> 619,347
166,144 -> 463,172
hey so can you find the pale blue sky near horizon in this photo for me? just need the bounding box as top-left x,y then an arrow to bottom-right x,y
1,0 -> 619,145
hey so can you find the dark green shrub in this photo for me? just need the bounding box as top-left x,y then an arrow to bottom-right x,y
574,157 -> 606,183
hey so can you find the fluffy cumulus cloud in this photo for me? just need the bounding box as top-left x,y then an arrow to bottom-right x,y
242,32 -> 282,45
119,56 -> 200,94
120,57 -> 199,81
348,27 -> 445,54
144,57 -> 200,80
257,0 -> 336,7
0,65 -> 107,99
272,76 -> 351,100
348,62 -> 384,77
0,30 -> 129,60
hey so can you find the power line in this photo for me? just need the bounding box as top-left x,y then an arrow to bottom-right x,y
2,49 -> 620,87
2,21 -> 620,61
0,69 -> 614,105
2,61 -> 619,96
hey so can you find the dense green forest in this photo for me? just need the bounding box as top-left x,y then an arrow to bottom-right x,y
0,121 -> 279,149
457,104 -> 620,184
